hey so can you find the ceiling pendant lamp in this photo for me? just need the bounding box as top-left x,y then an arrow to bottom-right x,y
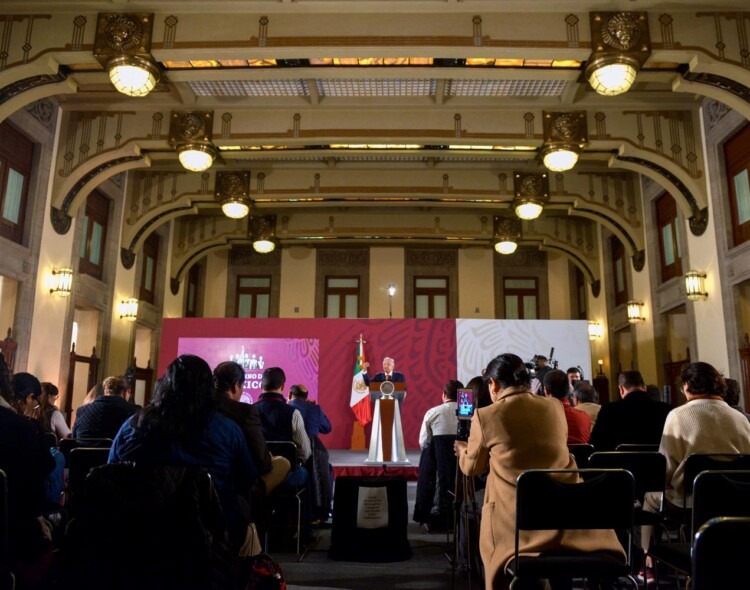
512,172 -> 549,221
93,13 -> 161,98
170,111 -> 218,172
586,11 -> 651,96
540,111 -> 588,173
249,215 -> 278,254
215,172 -> 251,220
494,213 -> 522,256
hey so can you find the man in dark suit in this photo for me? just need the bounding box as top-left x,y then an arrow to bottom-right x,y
213,361 -> 289,493
363,357 -> 407,404
590,370 -> 672,451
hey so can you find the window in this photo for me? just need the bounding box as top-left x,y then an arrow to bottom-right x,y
725,123 -> 750,246
574,266 -> 587,320
414,276 -> 448,318
0,121 -> 34,244
139,233 -> 159,304
611,236 -> 628,306
655,192 -> 682,282
78,190 -> 110,280
185,264 -> 201,317
503,277 -> 538,319
236,276 -> 271,318
325,277 -> 359,318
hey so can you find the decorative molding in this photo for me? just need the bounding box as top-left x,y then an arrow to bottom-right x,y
703,98 -> 732,129
319,248 -> 369,267
170,277 -> 180,296
405,248 -> 457,267
574,207 -> 639,253
120,247 -> 136,269
229,246 -> 281,266
631,249 -> 645,272
688,206 -> 709,236
591,280 -> 601,298
50,207 -> 72,234
248,215 -> 276,239
24,98 -> 57,129
93,13 -> 154,61
684,72 -> 750,106
0,71 -> 67,107
495,249 -> 546,268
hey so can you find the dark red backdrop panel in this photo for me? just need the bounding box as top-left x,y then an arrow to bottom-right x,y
160,318 -> 458,449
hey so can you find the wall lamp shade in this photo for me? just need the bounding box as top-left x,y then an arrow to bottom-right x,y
221,198 -> 250,219
178,143 -> 217,172
50,268 -> 73,297
215,171 -> 251,220
118,298 -> 139,321
685,271 -> 708,301
588,321 -> 603,340
586,56 -> 638,96
541,146 -> 580,172
388,284 -> 396,297
514,201 -> 544,221
252,238 -> 276,254
494,240 -> 518,255
513,172 -> 549,221
626,300 -> 645,324
107,55 -> 160,97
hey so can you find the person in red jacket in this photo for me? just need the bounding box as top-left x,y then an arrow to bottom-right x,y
544,369 -> 591,445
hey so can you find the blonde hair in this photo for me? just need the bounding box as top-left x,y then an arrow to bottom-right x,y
103,376 -> 129,397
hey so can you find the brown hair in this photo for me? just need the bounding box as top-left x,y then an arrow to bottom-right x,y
103,376 -> 129,397
680,362 -> 727,398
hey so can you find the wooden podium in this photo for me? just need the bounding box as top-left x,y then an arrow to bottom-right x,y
366,382 -> 409,464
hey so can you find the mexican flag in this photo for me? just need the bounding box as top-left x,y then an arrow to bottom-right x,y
350,336 -> 372,426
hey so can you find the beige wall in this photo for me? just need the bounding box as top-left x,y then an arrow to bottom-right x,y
630,242 -> 659,383
457,247 -> 494,319
590,226 -> 613,398
162,221 -> 184,319
203,250 -> 229,317
279,247 -> 316,318
369,247 -> 404,319
547,252 -> 571,320
0,276 -> 18,337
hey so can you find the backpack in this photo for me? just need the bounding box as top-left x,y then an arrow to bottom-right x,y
244,553 -> 286,590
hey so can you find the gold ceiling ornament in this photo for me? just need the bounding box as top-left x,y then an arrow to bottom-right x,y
586,11 -> 651,96
493,213 -> 522,255
214,171 -> 251,219
512,172 -> 550,221
249,215 -> 278,254
169,111 -> 218,172
541,111 -> 588,172
93,13 -> 161,97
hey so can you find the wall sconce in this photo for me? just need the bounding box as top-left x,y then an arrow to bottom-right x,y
494,213 -> 522,255
388,284 -> 396,319
596,359 -> 605,377
118,298 -> 139,321
513,172 -> 549,221
215,171 -> 251,219
685,271 -> 708,301
586,12 -> 651,96
169,111 -> 217,172
588,321 -> 603,340
249,215 -> 277,254
49,268 -> 74,297
93,13 -> 161,97
626,300 -> 645,324
541,111 -> 588,172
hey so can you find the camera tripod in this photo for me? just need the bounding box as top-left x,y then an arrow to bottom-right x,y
447,460 -> 483,589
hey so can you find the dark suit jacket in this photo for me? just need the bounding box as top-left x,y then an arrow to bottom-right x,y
217,397 -> 272,475
288,398 -> 332,438
589,390 -> 672,451
365,371 -> 406,404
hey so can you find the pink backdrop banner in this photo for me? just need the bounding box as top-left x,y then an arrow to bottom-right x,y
160,318 -> 458,449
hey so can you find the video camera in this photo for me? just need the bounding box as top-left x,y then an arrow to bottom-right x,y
455,388 -> 474,442
524,347 -> 559,378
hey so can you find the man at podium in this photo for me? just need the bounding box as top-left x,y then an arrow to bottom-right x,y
363,357 -> 407,405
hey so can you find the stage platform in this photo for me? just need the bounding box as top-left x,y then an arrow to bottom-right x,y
329,449 -> 421,481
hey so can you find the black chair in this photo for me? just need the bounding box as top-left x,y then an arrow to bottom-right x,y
264,440 -> 306,560
42,432 -> 58,450
567,443 -> 594,467
692,516 -> 750,590
615,444 -> 660,453
59,438 -> 112,468
680,453 -> 750,510
506,469 -> 638,589
0,469 -> 15,590
414,434 -> 456,532
647,470 -> 750,585
66,447 -> 111,514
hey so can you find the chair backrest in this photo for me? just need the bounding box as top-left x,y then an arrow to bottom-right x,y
68,447 -> 112,499
567,443 -> 595,467
59,437 -> 113,466
692,517 -> 750,590
615,444 -> 660,453
42,432 -> 58,450
0,469 -> 8,567
682,453 -> 750,501
691,470 -> 750,537
589,451 -> 666,501
515,469 -> 635,533
266,440 -> 298,472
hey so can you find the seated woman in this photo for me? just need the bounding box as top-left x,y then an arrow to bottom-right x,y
109,354 -> 258,548
455,353 -> 624,590
37,382 -> 71,440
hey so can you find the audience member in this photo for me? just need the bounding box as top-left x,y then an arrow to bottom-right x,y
254,367 -> 315,543
288,384 -> 333,522
214,361 -> 289,493
419,379 -> 462,449
73,375 -> 138,439
467,375 -> 492,409
83,383 -> 104,405
37,382 -> 71,440
639,362 -> 750,581
529,356 -> 552,395
455,353 -> 624,590
589,370 -> 671,451
544,369 -> 591,444
725,378 -> 750,423
645,384 -> 662,402
0,357 -> 56,577
572,381 -> 600,431
11,372 -> 43,417
109,354 -> 257,548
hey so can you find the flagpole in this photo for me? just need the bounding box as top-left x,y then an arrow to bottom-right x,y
350,333 -> 368,451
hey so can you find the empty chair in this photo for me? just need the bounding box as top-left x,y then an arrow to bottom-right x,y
58,438 -> 112,468
66,447 -> 111,514
507,469 -> 638,589
567,443 -> 594,467
692,517 -> 750,590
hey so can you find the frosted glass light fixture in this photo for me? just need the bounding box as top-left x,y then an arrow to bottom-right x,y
586,57 -> 638,96
685,271 -> 708,301
118,298 -> 139,321
494,240 -> 518,255
50,268 -> 73,297
588,321 -> 603,340
514,201 -> 544,221
107,55 -> 160,97
626,300 -> 645,324
252,238 -> 276,254
178,143 -> 217,172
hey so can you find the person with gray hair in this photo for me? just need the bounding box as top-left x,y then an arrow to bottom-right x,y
572,381 -> 600,431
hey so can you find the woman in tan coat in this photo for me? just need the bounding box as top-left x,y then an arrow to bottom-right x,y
455,353 -> 625,590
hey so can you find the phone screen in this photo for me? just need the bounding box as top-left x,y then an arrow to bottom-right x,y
457,388 -> 474,419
